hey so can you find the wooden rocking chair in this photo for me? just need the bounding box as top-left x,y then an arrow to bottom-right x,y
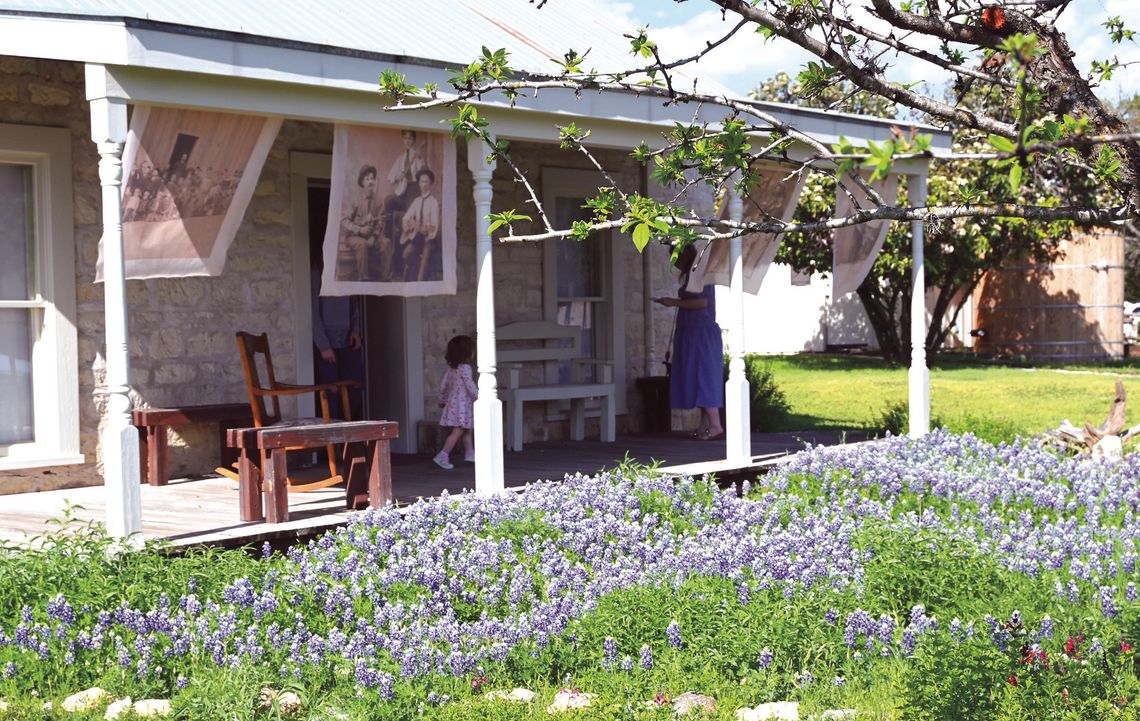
219,331 -> 359,492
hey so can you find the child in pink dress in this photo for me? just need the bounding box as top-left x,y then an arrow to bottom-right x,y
434,335 -> 478,469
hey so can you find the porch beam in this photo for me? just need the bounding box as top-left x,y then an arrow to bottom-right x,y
87,64 -> 141,539
908,172 -> 930,436
467,137 -> 505,493
724,188 -> 751,462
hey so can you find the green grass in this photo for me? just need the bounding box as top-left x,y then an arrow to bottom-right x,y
765,353 -> 1140,440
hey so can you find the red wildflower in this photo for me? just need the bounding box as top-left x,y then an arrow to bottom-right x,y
981,6 -> 1007,31
1121,640 -> 1133,653
1008,673 -> 1018,686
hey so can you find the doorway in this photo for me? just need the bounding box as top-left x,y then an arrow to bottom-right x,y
304,176 -> 422,453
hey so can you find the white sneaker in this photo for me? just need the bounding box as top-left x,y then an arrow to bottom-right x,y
433,452 -> 453,470
464,450 -> 475,463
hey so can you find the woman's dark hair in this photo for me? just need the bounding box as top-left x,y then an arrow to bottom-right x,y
675,243 -> 698,274
416,167 -> 436,185
357,164 -> 378,187
445,335 -> 475,368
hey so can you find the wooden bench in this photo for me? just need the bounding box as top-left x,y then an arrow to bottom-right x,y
497,320 -> 616,451
227,420 -> 399,524
133,403 -> 254,486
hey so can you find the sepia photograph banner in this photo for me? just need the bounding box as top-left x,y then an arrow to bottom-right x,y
688,160 -> 807,294
831,173 -> 898,296
97,105 -> 281,280
320,124 -> 457,297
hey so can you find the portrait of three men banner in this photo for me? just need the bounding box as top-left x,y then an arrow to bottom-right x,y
320,125 -> 458,297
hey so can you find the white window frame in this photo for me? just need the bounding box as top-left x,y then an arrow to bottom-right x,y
540,167 -> 627,415
0,124 -> 82,470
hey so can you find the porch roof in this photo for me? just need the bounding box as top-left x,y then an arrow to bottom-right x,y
0,0 -> 952,152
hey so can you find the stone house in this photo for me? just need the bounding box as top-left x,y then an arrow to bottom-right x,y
0,2 -> 942,533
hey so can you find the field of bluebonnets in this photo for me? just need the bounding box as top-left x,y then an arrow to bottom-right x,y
4,429 -> 1140,719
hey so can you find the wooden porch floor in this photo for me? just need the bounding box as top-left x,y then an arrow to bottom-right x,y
0,430 -> 857,549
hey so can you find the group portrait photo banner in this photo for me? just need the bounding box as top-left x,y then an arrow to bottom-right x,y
320,124 -> 458,298
97,105 -> 282,280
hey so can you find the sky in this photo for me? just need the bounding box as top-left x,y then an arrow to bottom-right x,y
579,0 -> 1140,105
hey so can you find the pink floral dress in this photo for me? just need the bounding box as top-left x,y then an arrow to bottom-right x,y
438,363 -> 478,429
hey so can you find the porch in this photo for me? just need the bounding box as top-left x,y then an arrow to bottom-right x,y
0,430 -> 854,549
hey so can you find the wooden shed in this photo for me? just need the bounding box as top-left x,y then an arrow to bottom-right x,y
972,230 -> 1125,361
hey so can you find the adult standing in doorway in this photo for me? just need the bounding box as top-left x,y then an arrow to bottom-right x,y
653,244 -> 725,440
311,260 -> 364,421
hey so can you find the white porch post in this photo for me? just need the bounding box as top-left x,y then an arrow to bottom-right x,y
907,172 -> 930,436
88,70 -> 141,537
724,188 -> 751,462
467,137 -> 504,493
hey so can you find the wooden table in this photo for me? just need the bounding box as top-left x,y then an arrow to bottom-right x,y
133,404 -> 253,486
227,420 -> 399,524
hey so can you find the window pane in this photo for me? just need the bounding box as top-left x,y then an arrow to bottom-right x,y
553,197 -> 601,297
0,309 -> 34,445
0,163 -> 32,300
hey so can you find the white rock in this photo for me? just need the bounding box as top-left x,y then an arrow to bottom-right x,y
1093,435 -> 1123,462
104,697 -> 133,720
673,692 -> 717,716
62,687 -> 112,712
0,699 -> 8,712
819,711 -> 856,720
736,701 -> 800,721
276,691 -> 302,715
486,688 -> 536,703
132,699 -> 173,718
546,689 -> 596,713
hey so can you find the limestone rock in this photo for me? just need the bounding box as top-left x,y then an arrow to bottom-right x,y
132,699 -> 173,718
673,692 -> 717,716
736,701 -> 800,721
546,689 -> 596,713
486,688 -> 536,703
62,687 -> 111,712
259,688 -> 302,715
104,697 -> 132,720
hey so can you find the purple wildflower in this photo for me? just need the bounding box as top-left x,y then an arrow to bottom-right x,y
666,620 -> 682,649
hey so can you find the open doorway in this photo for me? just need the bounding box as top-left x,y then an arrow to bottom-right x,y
307,180 -> 423,453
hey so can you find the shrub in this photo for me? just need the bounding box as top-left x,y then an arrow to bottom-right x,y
724,354 -> 791,431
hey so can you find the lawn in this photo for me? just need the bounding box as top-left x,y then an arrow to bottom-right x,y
763,354 -> 1140,441
3,433 -> 1140,720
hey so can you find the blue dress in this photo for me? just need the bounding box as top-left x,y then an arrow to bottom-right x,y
670,281 -> 724,409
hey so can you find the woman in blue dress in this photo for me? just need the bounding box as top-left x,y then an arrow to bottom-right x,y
654,244 -> 725,440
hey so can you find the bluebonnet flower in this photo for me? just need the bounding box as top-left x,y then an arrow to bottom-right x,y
1129,583 -> 1138,603
3,662 -> 15,678
797,671 -> 813,686
666,621 -> 682,649
640,644 -> 653,669
620,655 -> 634,671
824,608 -> 839,625
758,648 -> 773,669
833,675 -> 846,687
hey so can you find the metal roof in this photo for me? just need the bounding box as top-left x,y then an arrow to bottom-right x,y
0,0 -> 735,94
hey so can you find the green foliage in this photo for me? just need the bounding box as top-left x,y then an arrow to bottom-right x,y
728,355 -> 791,431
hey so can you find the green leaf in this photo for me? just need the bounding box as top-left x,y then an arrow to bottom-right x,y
631,223 -> 652,252
1008,163 -> 1022,193
988,135 -> 1017,153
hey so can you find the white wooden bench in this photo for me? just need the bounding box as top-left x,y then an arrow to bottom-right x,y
497,320 -> 616,451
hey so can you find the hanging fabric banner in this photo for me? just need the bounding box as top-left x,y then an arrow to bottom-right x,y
688,160 -> 807,293
96,106 -> 281,280
831,173 -> 899,296
320,125 -> 457,297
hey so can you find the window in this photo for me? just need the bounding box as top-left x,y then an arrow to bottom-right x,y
0,124 -> 81,470
541,168 -> 626,413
